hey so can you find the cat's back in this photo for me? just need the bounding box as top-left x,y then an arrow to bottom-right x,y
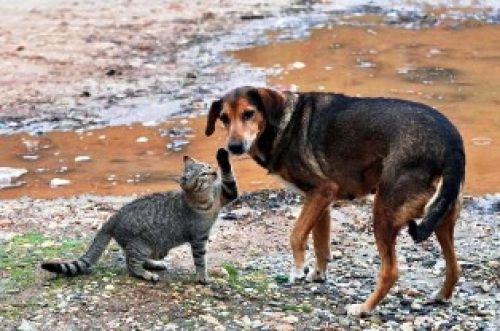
112,191 -> 192,236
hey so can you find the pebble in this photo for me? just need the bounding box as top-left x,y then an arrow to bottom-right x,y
290,61 -> 306,70
17,319 -> 37,331
49,178 -> 71,188
136,136 -> 149,143
104,285 -> 115,291
0,167 -> 27,189
74,155 -> 91,162
282,315 -> 298,324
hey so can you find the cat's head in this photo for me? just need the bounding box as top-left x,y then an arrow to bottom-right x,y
179,156 -> 218,192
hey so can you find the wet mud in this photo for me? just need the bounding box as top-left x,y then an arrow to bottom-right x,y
0,117 -> 279,199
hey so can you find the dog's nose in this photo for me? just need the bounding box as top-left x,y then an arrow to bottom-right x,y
228,140 -> 244,155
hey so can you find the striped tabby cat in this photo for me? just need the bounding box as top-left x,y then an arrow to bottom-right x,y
41,148 -> 238,283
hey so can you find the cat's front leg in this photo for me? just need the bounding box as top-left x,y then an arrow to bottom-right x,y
190,238 -> 209,284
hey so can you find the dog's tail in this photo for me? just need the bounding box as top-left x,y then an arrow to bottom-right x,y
408,148 -> 465,243
41,216 -> 116,276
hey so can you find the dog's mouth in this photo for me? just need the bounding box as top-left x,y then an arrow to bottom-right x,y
227,138 -> 254,155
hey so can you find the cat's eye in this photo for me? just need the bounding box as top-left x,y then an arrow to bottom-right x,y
220,113 -> 230,125
242,110 -> 254,121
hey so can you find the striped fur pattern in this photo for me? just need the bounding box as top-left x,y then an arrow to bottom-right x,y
41,149 -> 238,283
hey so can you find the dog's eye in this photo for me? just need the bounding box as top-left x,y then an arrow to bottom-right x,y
242,110 -> 254,121
220,113 -> 230,125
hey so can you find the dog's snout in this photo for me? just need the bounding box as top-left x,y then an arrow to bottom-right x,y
228,140 -> 244,155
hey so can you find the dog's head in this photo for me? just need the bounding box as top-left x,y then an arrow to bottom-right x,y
205,86 -> 286,155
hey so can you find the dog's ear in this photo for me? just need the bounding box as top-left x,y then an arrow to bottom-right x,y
248,88 -> 285,127
205,99 -> 223,136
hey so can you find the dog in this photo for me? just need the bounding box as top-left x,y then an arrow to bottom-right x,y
205,86 -> 465,315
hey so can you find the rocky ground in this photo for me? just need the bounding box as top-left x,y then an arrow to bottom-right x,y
0,190 -> 498,330
1,0 -> 500,330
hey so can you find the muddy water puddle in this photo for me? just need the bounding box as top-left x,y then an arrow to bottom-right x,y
1,21 -> 499,198
233,23 -> 500,194
0,117 -> 279,199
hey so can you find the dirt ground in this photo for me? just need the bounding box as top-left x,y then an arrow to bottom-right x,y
1,1 -> 499,330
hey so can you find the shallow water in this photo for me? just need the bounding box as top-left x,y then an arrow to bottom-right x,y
0,117 -> 282,199
1,19 -> 499,198
233,23 -> 500,194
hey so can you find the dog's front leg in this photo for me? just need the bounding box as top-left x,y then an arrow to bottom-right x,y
289,191 -> 332,283
306,208 -> 331,282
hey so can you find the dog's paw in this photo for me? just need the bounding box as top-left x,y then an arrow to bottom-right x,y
426,290 -> 451,304
346,303 -> 371,316
289,267 -> 305,283
305,267 -> 326,283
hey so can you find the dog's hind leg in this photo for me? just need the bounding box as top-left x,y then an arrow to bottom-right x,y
289,191 -> 332,283
347,168 -> 433,316
306,208 -> 331,283
431,201 -> 460,302
347,191 -> 400,316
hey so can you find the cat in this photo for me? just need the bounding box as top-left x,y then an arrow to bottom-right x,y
41,148 -> 237,284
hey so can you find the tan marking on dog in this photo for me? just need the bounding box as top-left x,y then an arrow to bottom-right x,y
221,97 -> 265,152
394,192 -> 433,227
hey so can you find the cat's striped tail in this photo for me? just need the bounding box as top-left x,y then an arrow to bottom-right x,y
41,217 -> 115,276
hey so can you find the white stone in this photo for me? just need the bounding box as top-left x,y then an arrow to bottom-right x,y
104,284 -> 115,291
136,136 -> 149,143
0,167 -> 27,189
282,315 -> 299,324
74,155 -> 91,162
290,61 -> 306,70
50,178 -> 71,188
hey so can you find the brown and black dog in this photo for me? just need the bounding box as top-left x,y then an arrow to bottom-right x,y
205,86 -> 465,315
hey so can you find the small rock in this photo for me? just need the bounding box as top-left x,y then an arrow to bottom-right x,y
0,218 -> 13,228
331,250 -> 343,259
104,284 -> 115,291
411,302 -> 422,311
275,324 -> 294,331
282,315 -> 298,324
136,136 -> 149,143
22,155 -> 39,161
200,315 -> 219,325
50,178 -> 71,188
0,167 -> 27,189
401,322 -> 414,331
74,155 -> 91,162
290,61 -> 306,70
18,319 -> 37,331
480,282 -> 492,293
240,315 -> 252,327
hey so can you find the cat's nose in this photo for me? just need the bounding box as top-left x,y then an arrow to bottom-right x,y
228,140 -> 244,155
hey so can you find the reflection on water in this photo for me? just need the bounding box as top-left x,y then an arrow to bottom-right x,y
233,23 -> 500,194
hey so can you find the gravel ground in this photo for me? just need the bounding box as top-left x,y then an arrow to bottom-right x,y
1,1 -> 500,330
0,190 -> 498,330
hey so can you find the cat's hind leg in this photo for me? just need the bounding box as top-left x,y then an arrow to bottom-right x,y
143,258 -> 168,271
124,242 -> 160,282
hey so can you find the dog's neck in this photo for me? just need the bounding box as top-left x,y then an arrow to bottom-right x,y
250,92 -> 299,171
